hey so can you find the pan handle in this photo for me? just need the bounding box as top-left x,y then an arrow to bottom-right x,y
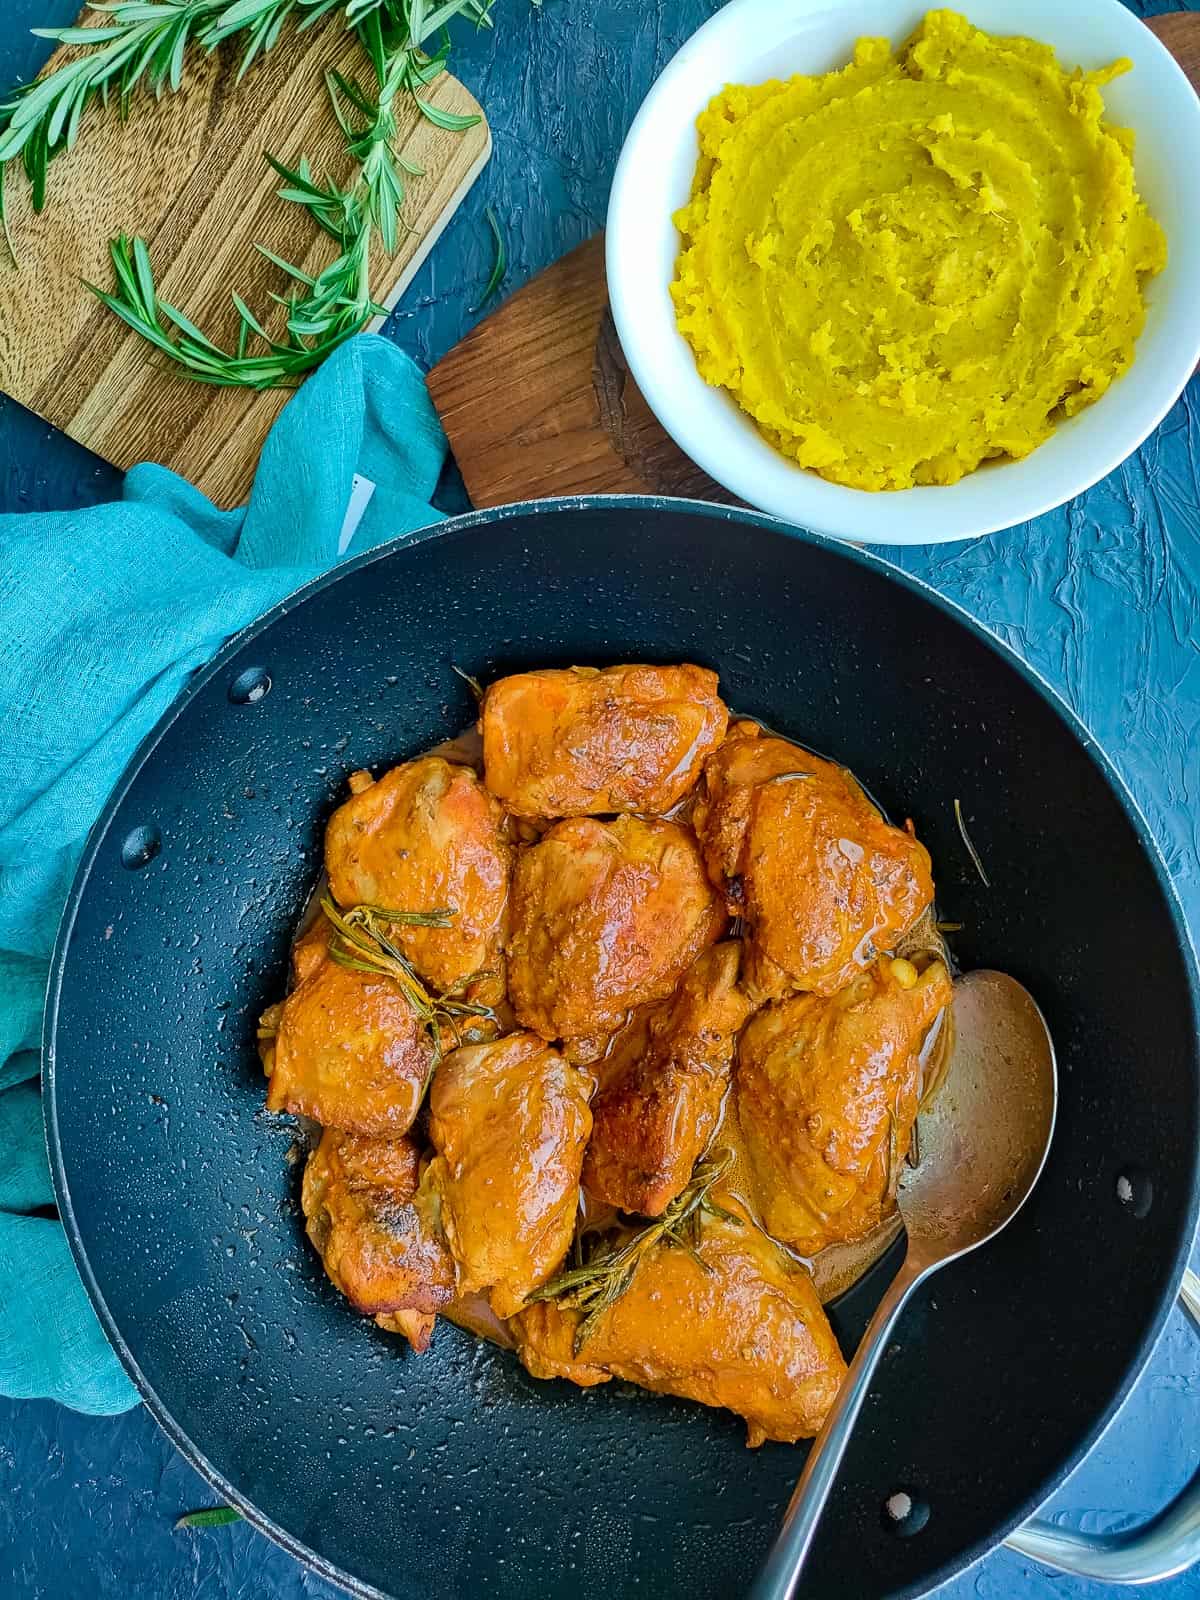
1003,1268 -> 1200,1583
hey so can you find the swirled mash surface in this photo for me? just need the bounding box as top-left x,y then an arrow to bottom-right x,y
670,10 -> 1167,491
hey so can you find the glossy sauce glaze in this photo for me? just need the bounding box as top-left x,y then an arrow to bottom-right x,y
293,712 -> 953,1324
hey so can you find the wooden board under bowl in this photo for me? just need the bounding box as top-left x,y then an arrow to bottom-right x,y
0,13 -> 490,509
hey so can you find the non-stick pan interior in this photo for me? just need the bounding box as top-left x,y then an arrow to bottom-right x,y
46,499 -> 1200,1600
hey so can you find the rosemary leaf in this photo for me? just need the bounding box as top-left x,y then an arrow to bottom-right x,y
107,231 -> 140,303
131,234 -> 156,309
253,243 -> 316,286
168,20 -> 188,92
28,28 -> 129,45
0,163 -> 14,265
298,0 -> 351,28
231,291 -> 271,343
472,202 -> 505,310
412,93 -> 480,131
328,67 -> 374,119
953,797 -> 992,888
204,0 -> 303,46
417,0 -> 494,42
175,1505 -> 242,1530
157,296 -> 230,355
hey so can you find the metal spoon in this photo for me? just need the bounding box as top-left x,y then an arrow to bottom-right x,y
750,969 -> 1058,1600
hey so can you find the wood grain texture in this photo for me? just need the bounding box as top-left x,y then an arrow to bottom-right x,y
1148,10 -> 1200,87
427,235 -> 735,507
0,14 -> 490,509
430,11 -> 1200,510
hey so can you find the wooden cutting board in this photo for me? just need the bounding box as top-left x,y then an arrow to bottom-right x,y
0,13 -> 489,510
428,12 -> 1200,510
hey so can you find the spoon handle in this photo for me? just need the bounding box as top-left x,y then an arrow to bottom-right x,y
748,1256 -> 925,1600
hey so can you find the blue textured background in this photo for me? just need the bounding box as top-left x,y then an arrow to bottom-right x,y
1,2 -> 1197,1596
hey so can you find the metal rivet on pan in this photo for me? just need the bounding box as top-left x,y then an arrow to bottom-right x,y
882,1489 -> 930,1537
121,824 -> 161,870
1115,1169 -> 1153,1218
228,666 -> 272,705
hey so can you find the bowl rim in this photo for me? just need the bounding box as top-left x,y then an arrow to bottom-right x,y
605,0 -> 1200,544
43,494 -> 1200,1600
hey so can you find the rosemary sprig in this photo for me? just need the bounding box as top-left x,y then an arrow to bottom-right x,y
0,1 -> 488,220
83,232 -> 365,387
333,896 -> 455,930
82,41 -> 430,385
320,896 -> 493,1069
528,1149 -> 740,1355
4,1 -> 494,387
0,1 -> 304,229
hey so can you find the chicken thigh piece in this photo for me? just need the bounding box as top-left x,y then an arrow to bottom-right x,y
426,1031 -> 593,1319
325,756 -> 510,1003
736,957 -> 953,1258
694,722 -> 935,998
302,1128 -> 454,1350
263,921 -> 436,1136
480,663 -> 728,818
514,1206 -> 847,1445
582,943 -> 751,1216
508,814 -> 727,1054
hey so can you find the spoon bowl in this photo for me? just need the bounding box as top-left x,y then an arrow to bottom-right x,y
901,970 -> 1059,1263
750,969 -> 1058,1600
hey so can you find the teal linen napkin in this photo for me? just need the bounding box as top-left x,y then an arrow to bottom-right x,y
0,333 -> 447,1414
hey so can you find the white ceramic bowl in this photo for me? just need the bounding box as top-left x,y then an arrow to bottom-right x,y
606,0 -> 1200,544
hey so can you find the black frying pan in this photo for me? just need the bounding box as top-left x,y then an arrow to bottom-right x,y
45,498 -> 1200,1600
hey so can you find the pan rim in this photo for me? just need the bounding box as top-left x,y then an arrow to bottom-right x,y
42,492 -> 1200,1600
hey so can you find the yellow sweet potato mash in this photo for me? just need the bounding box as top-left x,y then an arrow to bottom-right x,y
670,9 -> 1167,491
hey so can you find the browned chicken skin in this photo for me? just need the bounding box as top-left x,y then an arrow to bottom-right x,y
507,814 -> 727,1053
426,1031 -> 593,1318
514,1206 -> 847,1445
325,756 -> 511,1003
737,958 -> 953,1257
264,921 -> 435,1136
480,663 -> 728,818
301,1128 -> 454,1348
694,723 -> 935,998
583,943 -> 751,1216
